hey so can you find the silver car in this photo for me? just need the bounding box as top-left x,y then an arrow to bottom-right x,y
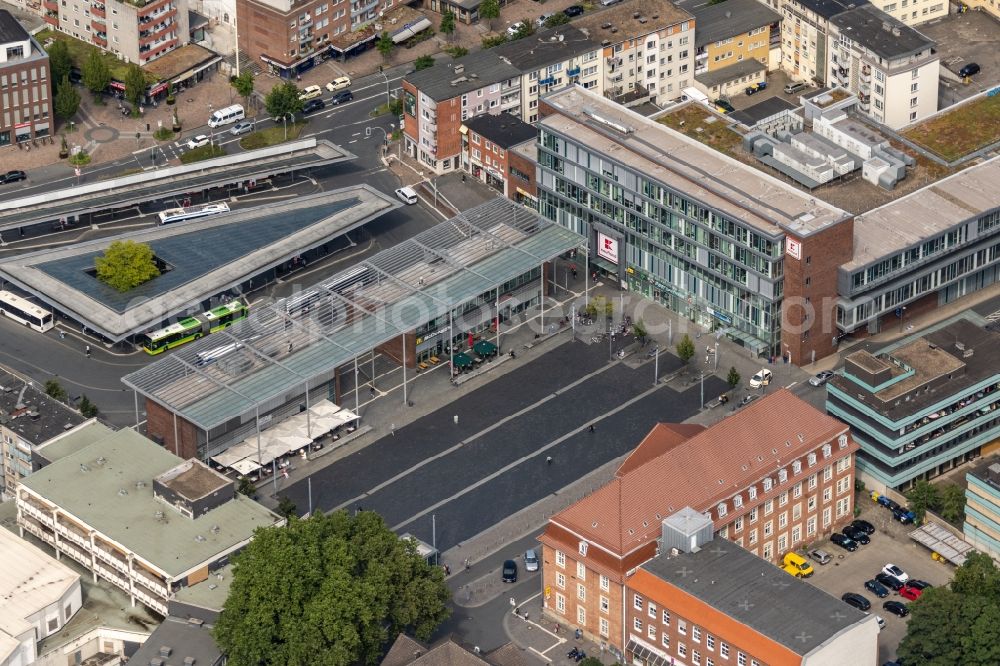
524,548 -> 539,572
230,121 -> 254,136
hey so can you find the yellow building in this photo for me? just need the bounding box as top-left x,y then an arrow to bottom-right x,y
691,0 -> 781,99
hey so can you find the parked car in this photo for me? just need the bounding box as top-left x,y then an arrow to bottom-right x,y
842,525 -> 870,545
326,76 -> 351,92
841,592 -> 870,611
876,615 -> 886,630
303,98 -> 326,114
831,533 -> 858,552
186,134 -> 210,149
502,559 -> 518,583
536,13 -> 553,26
745,81 -> 767,95
2,169 -> 27,183
892,507 -> 916,524
883,600 -> 909,617
298,84 -> 323,100
907,579 -> 933,590
809,370 -> 834,386
230,121 -> 254,136
330,90 -> 354,105
809,548 -> 832,565
506,21 -> 526,37
395,186 -> 419,205
749,368 -> 773,388
851,519 -> 876,535
882,563 -> 909,583
865,579 -> 890,598
959,62 -> 981,78
524,549 -> 539,572
784,81 -> 808,95
875,494 -> 901,512
713,99 -> 735,114
900,585 -> 923,601
782,552 -> 814,578
875,572 -> 905,592
563,5 -> 584,16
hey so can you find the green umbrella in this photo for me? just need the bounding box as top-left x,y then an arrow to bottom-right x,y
452,352 -> 473,369
473,339 -> 497,356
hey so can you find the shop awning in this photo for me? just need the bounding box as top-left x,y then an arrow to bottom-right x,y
392,17 -> 432,43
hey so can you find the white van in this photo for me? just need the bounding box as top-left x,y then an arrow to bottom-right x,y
208,104 -> 245,128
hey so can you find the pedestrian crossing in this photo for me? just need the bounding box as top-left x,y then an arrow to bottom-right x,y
986,309 -> 1000,323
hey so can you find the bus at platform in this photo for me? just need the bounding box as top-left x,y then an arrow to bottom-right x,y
158,202 -> 230,225
139,300 -> 249,354
0,291 -> 54,332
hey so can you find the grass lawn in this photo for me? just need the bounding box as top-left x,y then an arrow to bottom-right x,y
180,144 -> 226,164
36,29 -> 159,85
657,104 -> 742,156
901,95 -> 1000,162
238,122 -> 305,150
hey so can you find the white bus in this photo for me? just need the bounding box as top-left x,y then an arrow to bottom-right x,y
0,291 -> 54,332
207,104 -> 245,128
158,202 -> 230,225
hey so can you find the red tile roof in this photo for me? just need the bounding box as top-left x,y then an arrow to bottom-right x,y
550,389 -> 849,555
616,423 -> 705,476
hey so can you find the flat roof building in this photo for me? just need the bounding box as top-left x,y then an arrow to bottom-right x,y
16,428 -> 282,616
779,0 -> 869,85
964,456 -> 1000,562
827,316 -> 1000,491
0,9 -> 51,145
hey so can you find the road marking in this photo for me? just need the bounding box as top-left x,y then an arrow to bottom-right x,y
986,309 -> 1000,322
351,132 -> 361,136
786,381 -> 798,388
348,139 -> 357,144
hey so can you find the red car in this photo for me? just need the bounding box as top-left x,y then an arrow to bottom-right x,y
899,585 -> 923,601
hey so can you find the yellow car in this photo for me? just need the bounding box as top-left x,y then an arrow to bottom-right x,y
298,85 -> 322,101
326,76 -> 352,92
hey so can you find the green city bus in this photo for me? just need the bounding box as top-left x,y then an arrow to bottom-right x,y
140,300 -> 249,355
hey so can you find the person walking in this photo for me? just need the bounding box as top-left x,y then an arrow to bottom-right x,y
85,345 -> 91,358
589,424 -> 595,433
546,456 -> 553,465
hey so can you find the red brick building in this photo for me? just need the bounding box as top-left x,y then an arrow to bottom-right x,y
461,112 -> 537,207
0,10 -> 51,144
538,390 -> 859,653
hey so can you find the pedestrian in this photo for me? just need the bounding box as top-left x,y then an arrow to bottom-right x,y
390,423 -> 396,436
589,424 -> 595,433
85,345 -> 91,358
59,330 -> 65,340
546,455 -> 553,465
444,564 -> 451,575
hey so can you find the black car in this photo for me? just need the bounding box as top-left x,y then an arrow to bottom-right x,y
502,559 -> 518,583
2,170 -> 27,183
907,579 -> 933,590
841,592 -> 871,611
851,519 -> 876,535
883,600 -> 910,617
842,525 -> 871,545
330,91 -> 354,105
563,5 -> 584,16
302,98 -> 325,114
959,62 -> 981,78
875,572 -> 905,591
865,579 -> 890,598
830,533 -> 858,552
714,99 -> 736,114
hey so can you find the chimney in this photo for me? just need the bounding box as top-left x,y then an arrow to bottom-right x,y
454,63 -> 465,74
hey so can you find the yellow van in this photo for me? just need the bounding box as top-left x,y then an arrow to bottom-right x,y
782,552 -> 814,578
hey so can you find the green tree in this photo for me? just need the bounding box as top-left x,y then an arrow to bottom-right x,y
78,395 -> 99,418
632,319 -> 647,343
579,659 -> 604,666
123,63 -> 146,112
950,552 -> 1000,598
415,55 -> 435,71
276,495 -> 297,521
54,75 -> 81,121
481,34 -> 508,49
82,49 -> 111,101
906,480 -> 941,524
236,476 -> 255,497
95,240 -> 160,292
726,366 -> 741,389
47,41 -> 73,90
544,12 -> 570,28
44,379 -> 67,401
377,31 -> 394,62
231,70 -> 255,108
676,334 -> 695,364
439,10 -> 456,40
264,81 -> 303,122
479,0 -> 500,30
214,510 -> 451,666
512,18 -> 534,39
445,45 -> 469,58
939,483 -> 968,525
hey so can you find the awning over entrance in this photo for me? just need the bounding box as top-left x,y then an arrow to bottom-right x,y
909,521 -> 975,566
626,639 -> 669,666
392,17 -> 432,43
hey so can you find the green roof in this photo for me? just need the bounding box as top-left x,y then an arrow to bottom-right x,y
21,429 -> 280,578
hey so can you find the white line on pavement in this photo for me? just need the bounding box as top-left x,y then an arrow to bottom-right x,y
786,381 -> 798,388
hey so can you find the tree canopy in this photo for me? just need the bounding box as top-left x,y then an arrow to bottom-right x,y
95,240 -> 160,291
897,553 -> 1000,665
47,41 -> 73,89
264,81 -> 304,121
231,71 -> 254,105
82,49 -> 111,98
439,10 -> 456,39
54,75 -> 81,121
676,334 -> 695,364
377,31 -> 394,61
214,510 -> 451,666
415,55 -> 435,71
479,0 -> 500,29
124,63 -> 146,110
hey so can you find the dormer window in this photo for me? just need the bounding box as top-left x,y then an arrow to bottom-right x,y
823,443 -> 832,458
792,460 -> 802,475
763,478 -> 773,492
579,540 -> 589,557
734,494 -> 743,508
838,434 -> 848,449
717,503 -> 727,517
778,469 -> 788,484
748,485 -> 757,500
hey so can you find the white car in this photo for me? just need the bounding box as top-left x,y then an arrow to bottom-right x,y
326,76 -> 351,92
506,21 -> 525,37
749,368 -> 772,389
536,13 -> 552,26
882,563 -> 909,583
395,186 -> 418,205
298,84 -> 322,101
186,134 -> 210,149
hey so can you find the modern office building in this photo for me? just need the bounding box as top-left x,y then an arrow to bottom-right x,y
836,156 -> 1000,337
573,0 -> 695,107
780,0 -> 866,86
827,316 -> 1000,492
964,457 -> 1000,561
627,525 -> 879,666
0,10 -> 51,145
461,111 -> 537,204
827,4 -> 938,129
16,428 -> 282,616
537,86 -> 851,360
538,390 -> 858,652
690,0 -> 780,99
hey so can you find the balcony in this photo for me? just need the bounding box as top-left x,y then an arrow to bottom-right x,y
139,21 -> 174,46
93,32 -> 108,46
43,0 -> 59,9
91,17 -> 106,31
91,2 -> 105,16
43,13 -> 59,26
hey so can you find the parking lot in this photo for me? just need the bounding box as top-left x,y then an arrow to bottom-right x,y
801,499 -> 956,663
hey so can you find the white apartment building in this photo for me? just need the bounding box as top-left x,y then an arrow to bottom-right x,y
828,4 -> 938,129
50,0 -> 189,65
574,1 -> 695,107
867,0 -> 947,26
781,0 -> 859,85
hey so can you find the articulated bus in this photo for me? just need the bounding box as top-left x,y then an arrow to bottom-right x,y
140,300 -> 249,355
0,291 -> 54,332
158,202 -> 230,225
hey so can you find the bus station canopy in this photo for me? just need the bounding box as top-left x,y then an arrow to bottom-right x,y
123,198 -> 585,432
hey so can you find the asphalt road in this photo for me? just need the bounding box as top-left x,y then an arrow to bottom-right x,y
282,339 -> 727,553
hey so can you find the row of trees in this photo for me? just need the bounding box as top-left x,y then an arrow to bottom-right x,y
906,479 -> 967,524
44,379 -> 98,417
46,40 -> 151,124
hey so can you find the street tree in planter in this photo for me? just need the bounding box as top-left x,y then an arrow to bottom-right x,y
479,0 -> 500,30
264,81 -> 303,124
377,31 -> 394,61
95,240 -> 160,292
676,334 -> 695,365
54,75 -> 81,122
231,70 -> 254,109
439,10 -> 456,41
123,63 -> 146,114
726,366 -> 741,389
82,49 -> 111,103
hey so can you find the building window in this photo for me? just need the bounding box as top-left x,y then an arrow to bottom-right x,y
578,606 -> 586,626
648,602 -> 657,618
823,487 -> 832,503
678,643 -> 687,658
779,492 -> 788,507
807,516 -> 817,536
748,507 -> 758,523
717,503 -> 727,517
600,617 -> 610,637
600,574 -> 609,591
577,583 -> 586,601
579,541 -> 588,557
824,465 -> 833,482
634,594 -> 643,610
662,609 -> 671,625
764,500 -> 773,516
556,550 -> 565,568
693,651 -> 702,665
662,633 -> 670,648
678,619 -> 687,635
733,494 -> 743,508
556,592 -> 565,612
634,617 -> 643,632
738,653 -> 747,666
793,483 -> 802,499
721,643 -> 730,658
693,626 -> 701,642
778,512 -> 787,529
836,497 -> 850,518
764,520 -> 773,537
577,562 -> 586,580
808,474 -> 817,490
600,596 -> 609,613
808,453 -> 817,467
734,517 -> 743,532
823,507 -> 832,527
748,485 -> 757,500
707,635 -> 715,650
556,572 -> 565,588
